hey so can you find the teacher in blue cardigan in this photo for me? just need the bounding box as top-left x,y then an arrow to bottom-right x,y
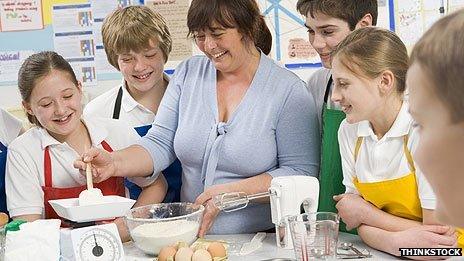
75,0 -> 320,235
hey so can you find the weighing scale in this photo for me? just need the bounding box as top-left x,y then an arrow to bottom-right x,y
49,196 -> 135,261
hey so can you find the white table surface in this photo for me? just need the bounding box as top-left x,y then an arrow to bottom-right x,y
124,232 -> 397,260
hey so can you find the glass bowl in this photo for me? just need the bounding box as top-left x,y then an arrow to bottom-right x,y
125,202 -> 204,255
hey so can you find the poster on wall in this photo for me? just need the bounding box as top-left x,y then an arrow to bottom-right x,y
0,0 -> 43,32
145,0 -> 192,61
52,3 -> 97,86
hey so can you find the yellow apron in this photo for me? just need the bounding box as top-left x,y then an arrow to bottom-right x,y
352,135 -> 464,248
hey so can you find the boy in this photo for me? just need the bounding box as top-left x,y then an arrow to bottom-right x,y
296,0 -> 377,232
84,6 -> 182,202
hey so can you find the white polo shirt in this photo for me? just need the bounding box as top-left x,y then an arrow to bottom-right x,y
0,108 -> 23,148
338,101 -> 436,209
84,79 -> 156,128
5,116 -> 157,217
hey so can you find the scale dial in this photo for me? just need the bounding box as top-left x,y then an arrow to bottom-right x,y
77,227 -> 122,260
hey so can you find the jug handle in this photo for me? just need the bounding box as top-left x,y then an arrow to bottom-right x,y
277,215 -> 292,248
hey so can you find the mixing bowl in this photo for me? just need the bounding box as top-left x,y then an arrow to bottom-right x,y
125,202 -> 204,255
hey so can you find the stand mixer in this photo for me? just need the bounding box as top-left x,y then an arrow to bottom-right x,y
213,175 -> 319,249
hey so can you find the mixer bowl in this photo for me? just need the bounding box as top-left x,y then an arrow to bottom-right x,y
125,202 -> 204,255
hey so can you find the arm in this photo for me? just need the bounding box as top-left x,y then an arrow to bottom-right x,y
335,193 -> 422,231
133,173 -> 168,207
75,66 -> 184,181
5,147 -> 45,220
358,224 -> 457,258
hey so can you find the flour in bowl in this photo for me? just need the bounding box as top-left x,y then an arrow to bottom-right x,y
130,219 -> 199,255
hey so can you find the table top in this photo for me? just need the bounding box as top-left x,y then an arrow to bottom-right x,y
124,232 -> 397,260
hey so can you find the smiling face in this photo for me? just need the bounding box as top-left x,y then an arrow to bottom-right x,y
407,62 -> 464,227
23,69 -> 83,141
194,23 -> 256,74
330,57 -> 384,124
117,39 -> 166,94
304,12 -> 353,68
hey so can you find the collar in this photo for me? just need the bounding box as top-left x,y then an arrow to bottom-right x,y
38,115 -> 108,150
121,73 -> 170,113
357,101 -> 412,139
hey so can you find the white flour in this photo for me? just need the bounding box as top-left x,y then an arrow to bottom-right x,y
131,219 -> 199,255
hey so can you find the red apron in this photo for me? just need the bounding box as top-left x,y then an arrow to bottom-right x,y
42,140 -> 125,221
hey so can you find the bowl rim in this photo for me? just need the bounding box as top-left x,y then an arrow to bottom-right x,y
125,202 -> 205,222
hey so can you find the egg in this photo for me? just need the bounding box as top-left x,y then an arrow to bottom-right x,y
207,242 -> 227,258
0,212 -> 8,227
157,246 -> 177,261
175,247 -> 194,261
192,249 -> 212,261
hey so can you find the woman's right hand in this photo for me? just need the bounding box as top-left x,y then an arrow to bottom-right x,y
73,147 -> 116,183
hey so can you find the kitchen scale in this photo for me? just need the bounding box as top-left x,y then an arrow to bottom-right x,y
49,195 -> 135,260
60,223 -> 124,261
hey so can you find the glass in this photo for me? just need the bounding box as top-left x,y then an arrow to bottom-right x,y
0,224 -> 5,260
288,212 -> 339,260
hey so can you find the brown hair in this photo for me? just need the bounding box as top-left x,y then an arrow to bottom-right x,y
296,0 -> 378,30
187,0 -> 272,55
102,5 -> 172,70
333,27 -> 408,93
410,10 -> 464,122
18,51 -> 78,127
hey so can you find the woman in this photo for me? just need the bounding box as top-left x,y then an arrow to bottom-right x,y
75,0 -> 320,235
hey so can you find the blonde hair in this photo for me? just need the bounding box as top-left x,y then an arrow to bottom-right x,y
102,5 -> 172,70
333,27 -> 408,93
410,10 -> 464,122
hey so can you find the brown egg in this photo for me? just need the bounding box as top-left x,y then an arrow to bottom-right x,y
158,246 -> 177,261
0,212 -> 8,227
207,242 -> 227,258
175,247 -> 194,261
192,249 -> 212,261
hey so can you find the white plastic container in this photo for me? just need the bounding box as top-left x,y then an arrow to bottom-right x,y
48,195 -> 135,222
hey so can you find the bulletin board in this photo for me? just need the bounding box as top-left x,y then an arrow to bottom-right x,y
1,0 -> 463,88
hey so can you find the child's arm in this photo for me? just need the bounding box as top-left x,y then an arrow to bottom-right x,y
133,173 -> 168,207
358,224 -> 456,258
335,193 -> 422,231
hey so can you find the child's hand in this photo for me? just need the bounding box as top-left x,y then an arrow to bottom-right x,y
390,225 -> 457,259
334,193 -> 371,230
73,147 -> 116,183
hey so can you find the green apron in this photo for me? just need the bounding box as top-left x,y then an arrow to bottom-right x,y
317,76 -> 355,234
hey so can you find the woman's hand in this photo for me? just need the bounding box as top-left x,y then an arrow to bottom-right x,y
73,147 -> 116,183
194,183 -> 239,237
334,193 -> 371,230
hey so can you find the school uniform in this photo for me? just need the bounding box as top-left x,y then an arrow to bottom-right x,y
5,116 -> 156,219
339,101 -> 464,248
84,78 -> 182,202
338,101 -> 436,214
0,109 -> 23,213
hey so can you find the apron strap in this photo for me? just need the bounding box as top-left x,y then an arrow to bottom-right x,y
44,147 -> 52,187
403,135 -> 416,172
354,137 -> 363,162
323,76 -> 333,103
112,86 -> 123,120
353,135 -> 416,172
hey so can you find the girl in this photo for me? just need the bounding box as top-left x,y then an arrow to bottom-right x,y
5,51 -> 167,241
331,27 -> 460,257
0,108 -> 23,214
